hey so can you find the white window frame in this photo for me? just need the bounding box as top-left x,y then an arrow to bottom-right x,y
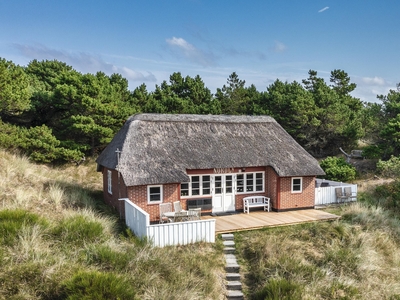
291,177 -> 303,193
180,175 -> 212,197
147,185 -> 163,204
236,172 -> 265,194
107,170 -> 112,194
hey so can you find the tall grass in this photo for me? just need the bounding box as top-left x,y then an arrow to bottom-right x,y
235,204 -> 400,299
0,149 -> 225,299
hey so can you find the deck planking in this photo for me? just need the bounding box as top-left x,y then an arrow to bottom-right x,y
202,209 -> 340,234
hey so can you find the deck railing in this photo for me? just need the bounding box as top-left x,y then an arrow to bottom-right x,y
315,179 -> 357,206
121,198 -> 216,247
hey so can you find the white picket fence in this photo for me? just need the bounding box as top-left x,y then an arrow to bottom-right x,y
315,179 -> 358,206
121,198 -> 216,247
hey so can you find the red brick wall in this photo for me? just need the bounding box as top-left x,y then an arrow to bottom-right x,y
266,166 -> 278,209
126,183 -> 180,222
101,168 -> 128,218
278,176 -> 315,210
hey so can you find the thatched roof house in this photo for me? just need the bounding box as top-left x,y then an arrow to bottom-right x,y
97,114 -> 325,222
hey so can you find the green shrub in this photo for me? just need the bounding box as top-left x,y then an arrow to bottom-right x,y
60,270 -> 136,300
0,209 -> 47,246
377,155 -> 400,178
254,277 -> 303,300
362,145 -> 383,159
84,245 -> 131,271
374,180 -> 400,212
320,156 -> 357,182
52,215 -> 105,246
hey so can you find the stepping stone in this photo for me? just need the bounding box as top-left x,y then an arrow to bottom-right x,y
223,240 -> 235,247
226,290 -> 244,300
221,233 -> 234,240
226,280 -> 242,291
225,263 -> 240,273
226,273 -> 241,281
225,254 -> 238,265
224,247 -> 235,254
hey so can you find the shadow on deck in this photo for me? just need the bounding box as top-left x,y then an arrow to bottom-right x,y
202,209 -> 340,234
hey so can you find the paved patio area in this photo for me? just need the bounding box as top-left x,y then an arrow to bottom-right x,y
202,209 -> 340,234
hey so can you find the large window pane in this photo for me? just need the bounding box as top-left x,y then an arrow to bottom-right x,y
256,172 -> 263,191
226,175 -> 233,193
202,175 -> 211,195
191,176 -> 200,195
181,182 -> 189,196
246,173 -> 254,192
237,174 -> 244,192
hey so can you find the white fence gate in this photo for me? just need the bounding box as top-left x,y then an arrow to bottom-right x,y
315,179 -> 358,206
121,198 -> 216,247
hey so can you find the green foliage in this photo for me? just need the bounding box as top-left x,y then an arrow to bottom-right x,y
377,84 -> 400,156
60,270 -> 136,300
0,55 -> 394,163
254,277 -> 303,300
374,180 -> 400,212
0,209 -> 47,246
362,144 -> 383,159
84,245 -> 131,271
320,156 -> 357,182
0,57 -> 32,116
52,215 -> 105,246
376,155 -> 400,178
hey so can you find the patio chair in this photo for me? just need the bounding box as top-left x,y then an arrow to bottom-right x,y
173,201 -> 186,212
344,187 -> 357,202
335,187 -> 348,203
159,203 -> 173,224
174,211 -> 189,222
188,208 -> 201,221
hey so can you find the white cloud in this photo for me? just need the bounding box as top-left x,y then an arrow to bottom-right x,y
273,41 -> 287,53
362,76 -> 385,86
318,7 -> 329,13
13,43 -> 156,83
166,36 -> 216,67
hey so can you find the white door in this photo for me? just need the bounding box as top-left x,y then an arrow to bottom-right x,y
212,174 -> 235,213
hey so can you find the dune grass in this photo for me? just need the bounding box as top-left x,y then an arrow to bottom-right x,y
235,202 -> 400,299
0,150 -> 225,299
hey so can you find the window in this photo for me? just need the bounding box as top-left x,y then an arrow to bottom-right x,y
107,170 -> 112,194
148,185 -> 163,203
236,172 -> 264,194
180,175 -> 213,197
292,177 -> 302,193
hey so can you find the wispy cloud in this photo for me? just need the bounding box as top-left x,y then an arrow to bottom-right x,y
166,37 -> 216,67
273,41 -> 287,53
13,43 -> 156,83
362,76 -> 385,85
318,6 -> 329,13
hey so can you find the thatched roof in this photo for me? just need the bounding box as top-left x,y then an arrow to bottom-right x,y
96,114 -> 325,186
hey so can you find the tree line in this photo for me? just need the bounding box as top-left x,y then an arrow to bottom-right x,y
0,57 -> 399,163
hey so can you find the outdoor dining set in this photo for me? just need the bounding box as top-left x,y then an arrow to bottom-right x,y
159,201 -> 201,223
335,186 -> 357,203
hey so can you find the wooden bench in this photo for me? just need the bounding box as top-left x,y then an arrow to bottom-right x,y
243,196 -> 270,214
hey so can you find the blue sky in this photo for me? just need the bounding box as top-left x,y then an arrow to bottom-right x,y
1,1 -> 399,103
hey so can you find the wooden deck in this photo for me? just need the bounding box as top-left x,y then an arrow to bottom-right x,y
202,209 -> 340,234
